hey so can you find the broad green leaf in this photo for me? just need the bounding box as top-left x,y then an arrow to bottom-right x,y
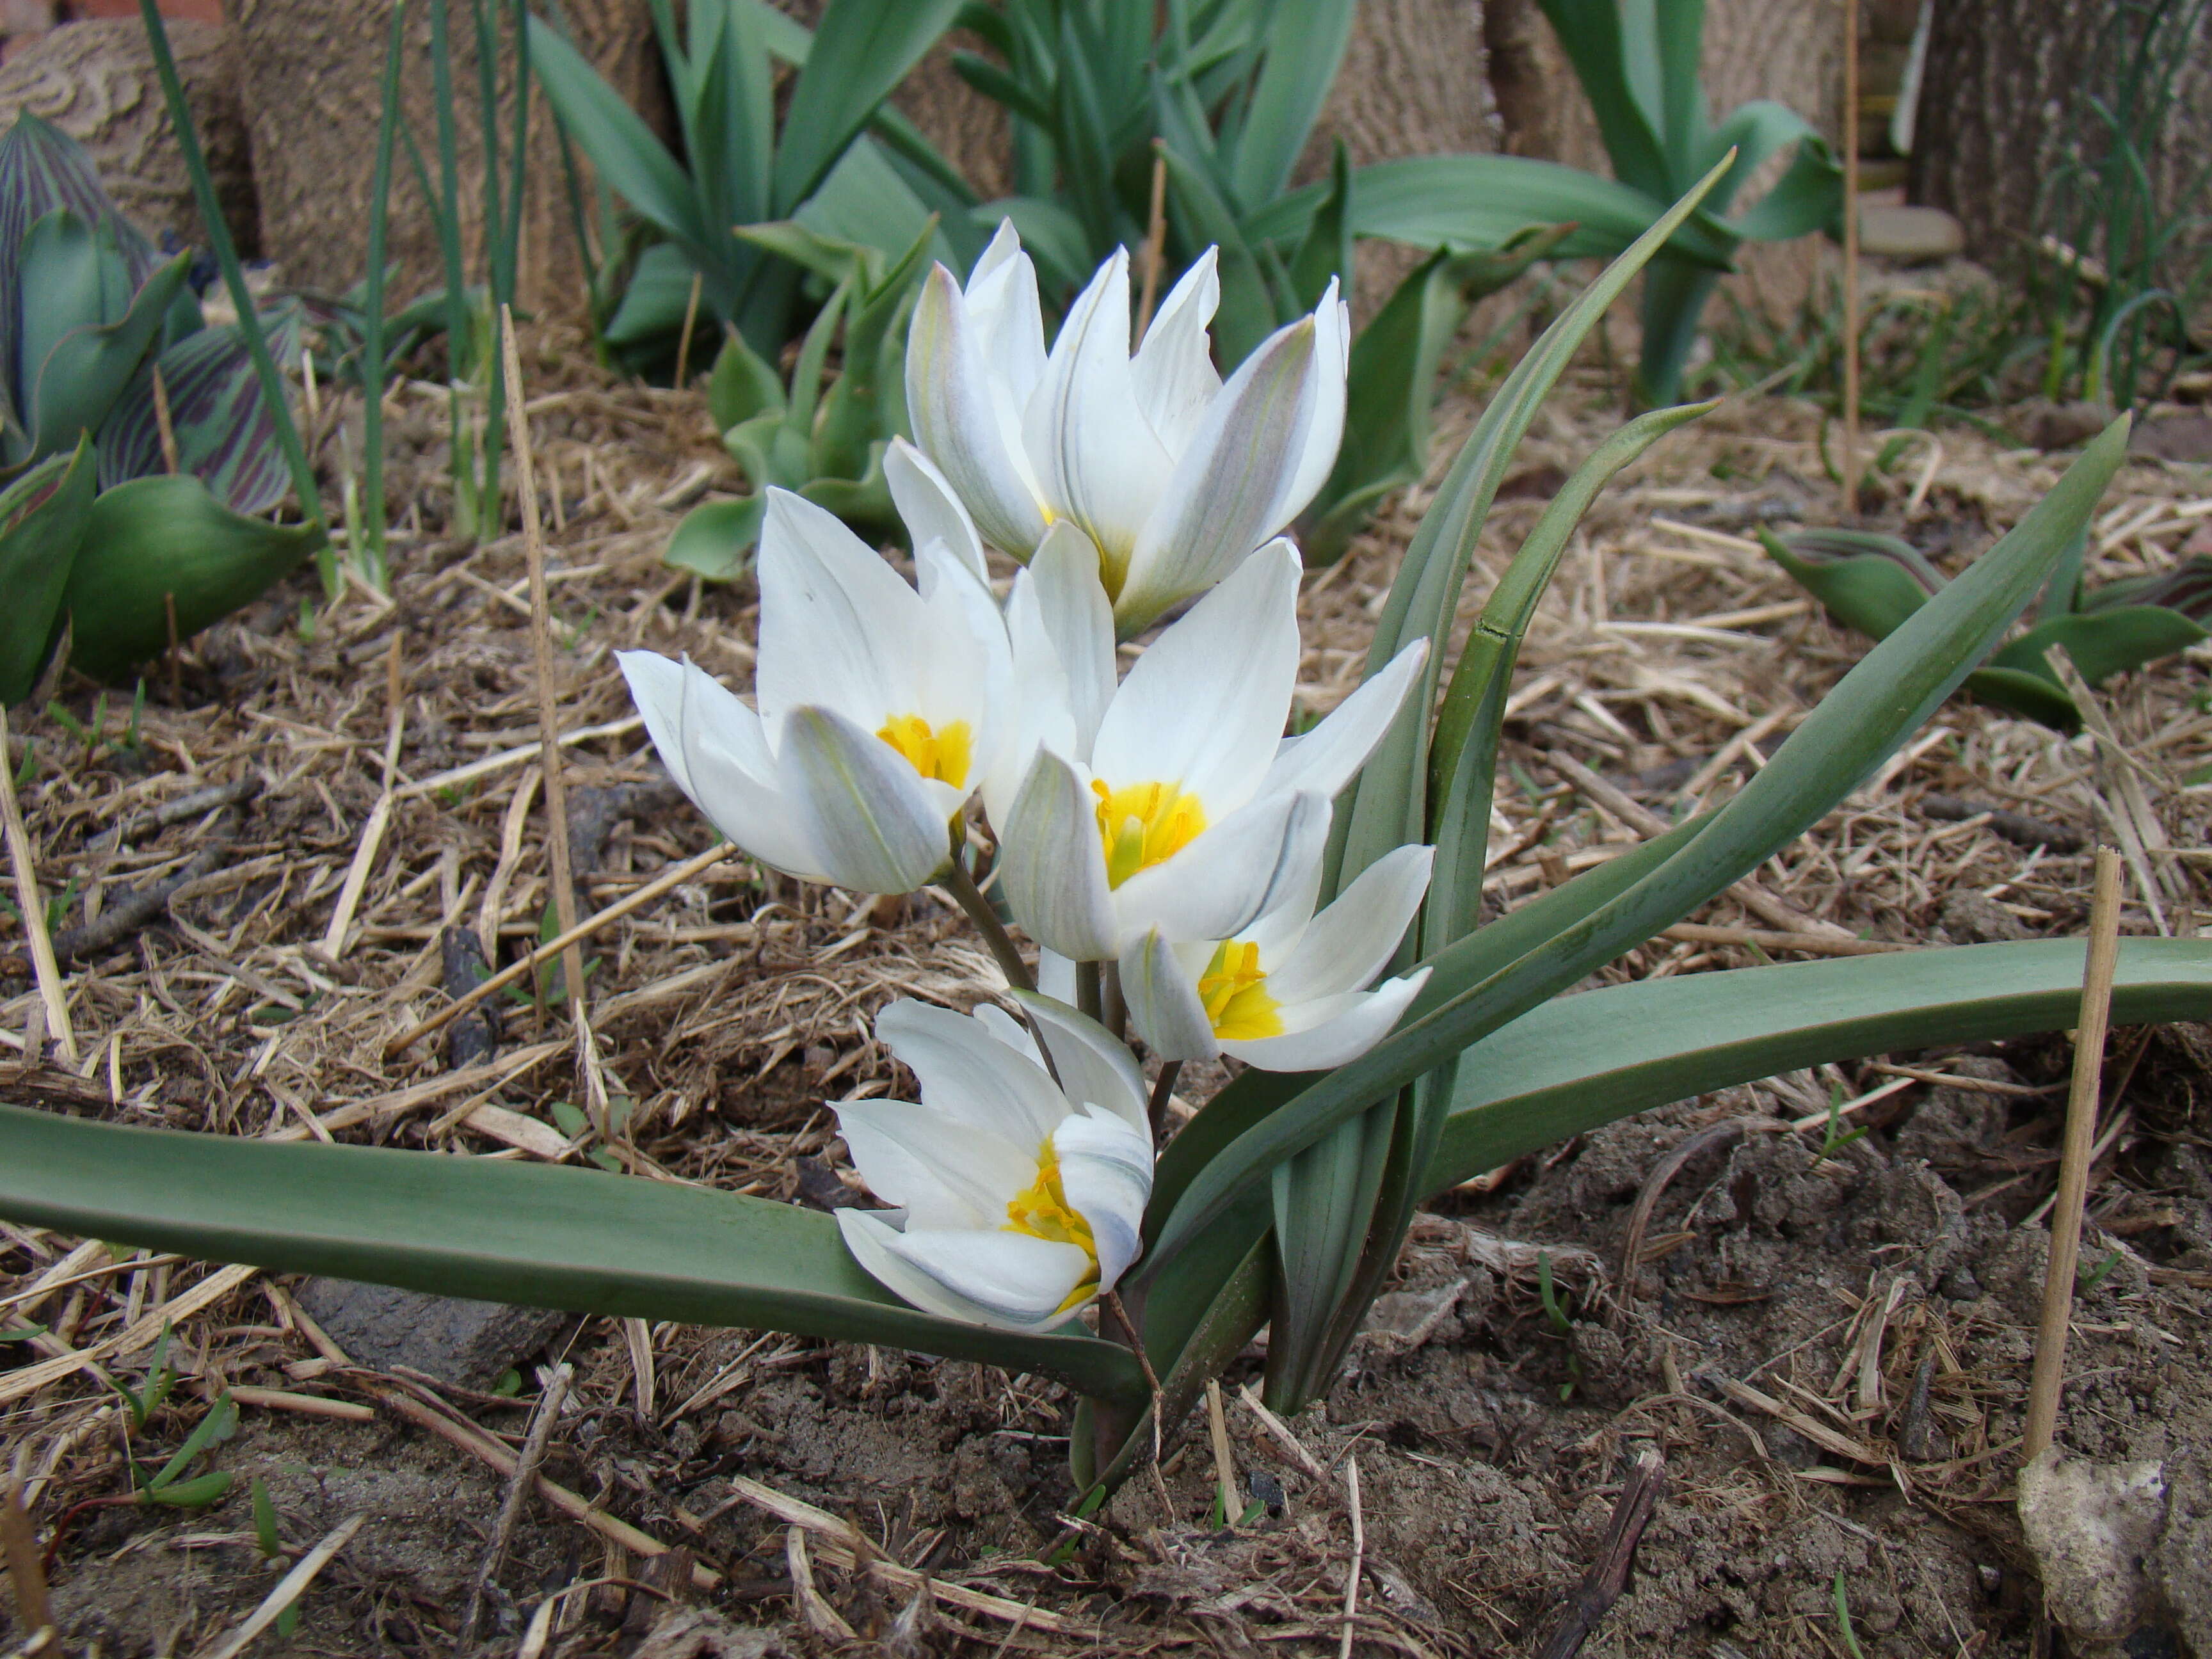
1144,420 -> 2130,1274
0,445 -> 92,704
97,317 -> 299,514
1633,255 -> 1720,408
0,1102 -> 1147,1404
664,495 -> 765,580
1535,0 -> 1670,198
60,475 -> 320,682
1960,666 -> 2083,730
1265,1085 -> 1397,1407
528,19 -> 709,255
1991,607 -> 2208,686
772,0 -> 963,214
706,326 -> 786,431
1758,525 -> 1936,641
972,195 -> 1093,293
1426,939 -> 2212,1189
1225,0 -> 1356,209
792,138 -> 952,274
1705,101 -> 1840,238
16,215 -> 189,467
1244,155 -> 1738,269
1284,140 -> 1354,318
602,242 -> 705,351
1156,147 -> 1277,365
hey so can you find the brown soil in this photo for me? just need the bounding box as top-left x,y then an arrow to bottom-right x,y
3,330 -> 2209,1656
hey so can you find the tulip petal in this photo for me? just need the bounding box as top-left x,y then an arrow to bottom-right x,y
1273,282 -> 1351,533
907,263 -> 1050,556
998,749 -> 1118,961
885,437 -> 989,583
1026,521 -> 1116,757
1266,844 -> 1434,1005
618,650 -> 831,883
963,220 -> 1048,405
755,489 -> 921,732
831,1097 -> 1033,1230
878,1224 -> 1098,1330
1131,248 -> 1221,454
837,1208 -> 1089,1333
1111,787 -> 1331,946
1054,1106 -> 1153,1290
1116,315 -> 1318,631
1221,968 -> 1429,1071
778,705 -> 952,895
876,998 -> 1069,1148
1118,927 -> 1221,1063
1263,639 -> 1429,803
1023,248 -> 1170,581
912,538 -> 1014,766
1011,990 -> 1150,1132
1089,543 -> 1299,815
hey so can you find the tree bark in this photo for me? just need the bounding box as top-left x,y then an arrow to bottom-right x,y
227,0 -> 664,309
1909,0 -> 2211,272
0,19 -> 255,255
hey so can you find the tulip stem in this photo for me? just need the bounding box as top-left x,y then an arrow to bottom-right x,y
1148,1061 -> 1183,1141
1076,961 -> 1103,1023
943,859 -> 1034,995
1101,961 -> 1127,1039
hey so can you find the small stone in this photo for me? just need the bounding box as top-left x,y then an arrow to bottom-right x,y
1939,1266 -> 1982,1302
1857,203 -> 1964,264
2017,1449 -> 2168,1656
294,1278 -> 565,1390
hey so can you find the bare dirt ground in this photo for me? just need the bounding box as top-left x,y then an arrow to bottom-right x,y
3,328 -> 2209,1657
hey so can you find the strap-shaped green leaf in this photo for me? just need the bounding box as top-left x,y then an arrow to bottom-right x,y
773,0 -> 963,214
1327,159 -> 1730,905
1535,0 -> 1671,198
1142,419 -> 2129,1274
0,1102 -> 1149,1404
1426,939 -> 2212,1190
527,18 -> 710,255
1224,0 -> 1357,211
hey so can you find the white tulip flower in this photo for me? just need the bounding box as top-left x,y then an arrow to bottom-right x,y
992,542 -> 1427,963
619,488 -> 1013,896
1120,844 -> 1436,1071
833,995 -> 1154,1332
906,221 -> 1350,636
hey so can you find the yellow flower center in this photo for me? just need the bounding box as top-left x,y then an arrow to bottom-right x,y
875,713 -> 974,789
1004,1140 -> 1099,1313
1091,779 -> 1206,888
1197,940 -> 1284,1040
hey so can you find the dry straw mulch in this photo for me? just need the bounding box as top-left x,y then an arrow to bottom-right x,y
3,326 -> 2209,1654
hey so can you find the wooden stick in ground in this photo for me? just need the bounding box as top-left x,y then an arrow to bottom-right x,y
458,1362 -> 572,1644
382,842 -> 732,1058
2023,844 -> 2126,1464
1337,1454 -> 1363,1659
0,705 -> 74,1062
1136,142 -> 1169,336
2,1480 -> 53,1644
1535,1448 -> 1665,1659
1840,0 -> 1862,519
499,307 -> 586,1029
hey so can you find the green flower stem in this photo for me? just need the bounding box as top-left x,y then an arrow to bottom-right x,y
943,857 -> 1033,995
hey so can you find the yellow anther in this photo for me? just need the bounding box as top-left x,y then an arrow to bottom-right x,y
1197,940 -> 1283,1040
875,713 -> 974,789
1004,1140 -> 1099,1311
1090,779 -> 1206,888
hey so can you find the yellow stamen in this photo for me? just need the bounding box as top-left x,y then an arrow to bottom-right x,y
1090,779 -> 1206,888
876,713 -> 974,789
1004,1140 -> 1099,1313
1197,940 -> 1283,1040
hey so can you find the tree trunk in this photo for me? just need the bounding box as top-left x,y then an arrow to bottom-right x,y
227,0 -> 664,309
0,19 -> 256,255
1909,0 -> 2211,274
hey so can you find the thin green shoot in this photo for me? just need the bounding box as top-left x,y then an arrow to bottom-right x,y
11,741 -> 34,790
250,1475 -> 285,1558
109,1323 -> 180,1430
1831,1569 -> 1868,1659
1535,1251 -> 1583,1403
1813,1082 -> 1873,1166
0,1322 -> 47,1342
135,0 -> 330,591
2078,1247 -> 2125,1293
357,0 -> 409,590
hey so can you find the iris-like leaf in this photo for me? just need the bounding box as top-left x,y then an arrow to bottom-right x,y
770,0 -> 963,214
0,1102 -> 1148,1404
59,474 -> 319,682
